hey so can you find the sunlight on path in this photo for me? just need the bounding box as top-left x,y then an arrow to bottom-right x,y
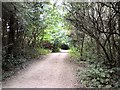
60,50 -> 70,53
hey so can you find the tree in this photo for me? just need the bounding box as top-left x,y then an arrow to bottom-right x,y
65,2 -> 120,68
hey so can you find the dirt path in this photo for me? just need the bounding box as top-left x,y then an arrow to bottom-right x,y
3,50 -> 80,88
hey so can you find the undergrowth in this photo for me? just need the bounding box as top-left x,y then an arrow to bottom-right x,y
2,47 -> 51,80
69,47 -> 119,88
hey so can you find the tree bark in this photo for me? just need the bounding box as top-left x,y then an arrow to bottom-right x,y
7,14 -> 15,55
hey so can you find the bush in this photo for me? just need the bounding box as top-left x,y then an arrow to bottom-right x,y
2,55 -> 27,80
2,46 -> 51,80
36,47 -> 51,55
77,63 -> 119,88
52,47 -> 60,52
69,47 -> 80,58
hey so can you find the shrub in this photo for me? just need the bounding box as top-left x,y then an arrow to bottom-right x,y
77,63 -> 119,88
36,47 -> 51,55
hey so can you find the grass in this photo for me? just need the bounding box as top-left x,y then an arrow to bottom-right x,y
36,48 -> 52,55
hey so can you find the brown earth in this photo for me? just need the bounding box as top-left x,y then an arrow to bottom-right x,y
2,50 -> 80,88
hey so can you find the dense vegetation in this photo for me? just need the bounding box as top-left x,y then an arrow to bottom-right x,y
2,2 -> 69,80
66,2 -> 120,88
2,1 -> 120,88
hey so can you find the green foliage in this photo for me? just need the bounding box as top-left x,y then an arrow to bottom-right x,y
2,2 -> 71,81
36,48 -> 51,55
69,39 -> 119,88
52,47 -> 60,52
2,55 -> 27,80
69,46 -> 80,63
2,47 -> 51,80
43,3 -> 70,49
77,62 -> 119,88
69,47 -> 80,59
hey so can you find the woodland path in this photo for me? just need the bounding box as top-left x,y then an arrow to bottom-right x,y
3,50 -> 80,88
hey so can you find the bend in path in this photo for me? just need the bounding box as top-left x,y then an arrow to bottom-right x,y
3,51 -> 80,88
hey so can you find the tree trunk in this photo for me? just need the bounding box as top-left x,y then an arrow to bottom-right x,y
81,35 -> 85,56
7,14 -> 15,55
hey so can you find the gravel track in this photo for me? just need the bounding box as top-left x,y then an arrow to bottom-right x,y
3,51 -> 80,88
